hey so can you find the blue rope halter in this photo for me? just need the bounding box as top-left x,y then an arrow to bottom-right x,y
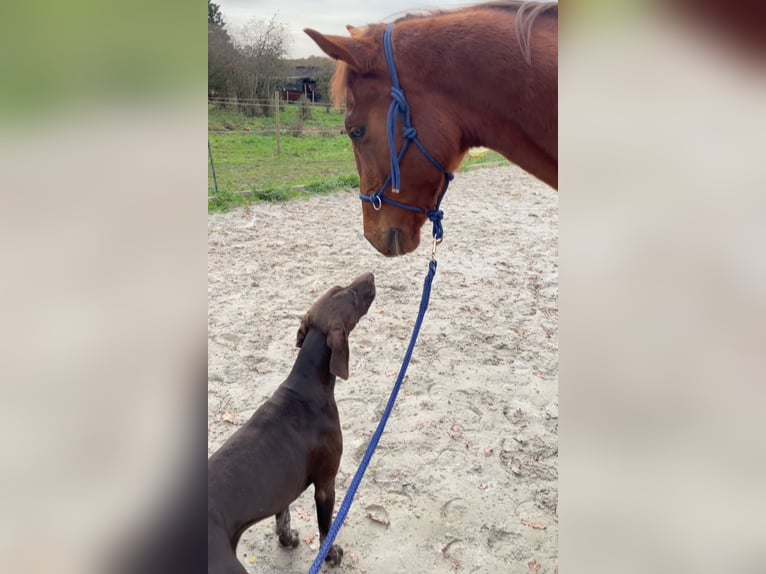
358,23 -> 454,242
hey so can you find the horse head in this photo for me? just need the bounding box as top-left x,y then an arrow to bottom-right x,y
305,23 -> 464,257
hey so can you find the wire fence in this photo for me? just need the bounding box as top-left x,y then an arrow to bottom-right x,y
208,98 -> 508,200
208,129 -> 345,136
208,96 -> 341,112
208,95 -> 354,196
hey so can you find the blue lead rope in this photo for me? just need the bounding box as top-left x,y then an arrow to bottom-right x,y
307,259 -> 438,573
309,21 -> 450,571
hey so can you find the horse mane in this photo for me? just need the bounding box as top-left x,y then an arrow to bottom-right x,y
511,2 -> 557,64
329,1 -> 557,106
330,60 -> 348,108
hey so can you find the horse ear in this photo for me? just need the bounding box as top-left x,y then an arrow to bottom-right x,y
326,327 -> 350,380
346,24 -> 361,36
304,28 -> 374,73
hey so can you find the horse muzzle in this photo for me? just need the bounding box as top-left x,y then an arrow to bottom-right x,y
363,226 -> 419,257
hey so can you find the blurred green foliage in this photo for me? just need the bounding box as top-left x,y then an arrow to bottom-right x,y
565,0 -> 648,28
0,0 -> 204,121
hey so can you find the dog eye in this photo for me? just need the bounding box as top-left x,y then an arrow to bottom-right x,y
348,126 -> 366,140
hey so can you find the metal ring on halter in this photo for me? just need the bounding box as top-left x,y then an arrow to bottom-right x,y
371,194 -> 383,211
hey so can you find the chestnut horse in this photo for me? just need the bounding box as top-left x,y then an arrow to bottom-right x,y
305,1 -> 557,257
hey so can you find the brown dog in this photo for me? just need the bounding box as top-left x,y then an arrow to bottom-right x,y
208,272 -> 376,574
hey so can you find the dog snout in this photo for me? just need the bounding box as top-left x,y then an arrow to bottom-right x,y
351,272 -> 376,310
357,271 -> 375,285
350,271 -> 375,287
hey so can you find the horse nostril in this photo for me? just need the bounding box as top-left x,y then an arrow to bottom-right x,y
388,228 -> 401,256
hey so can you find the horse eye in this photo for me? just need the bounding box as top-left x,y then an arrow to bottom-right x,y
348,126 -> 366,140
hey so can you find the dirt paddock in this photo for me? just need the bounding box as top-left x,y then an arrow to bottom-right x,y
208,166 -> 558,573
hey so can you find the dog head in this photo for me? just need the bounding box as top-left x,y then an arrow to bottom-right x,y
296,272 -> 376,379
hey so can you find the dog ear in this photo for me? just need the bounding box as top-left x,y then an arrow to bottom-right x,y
296,314 -> 309,348
326,327 -> 350,380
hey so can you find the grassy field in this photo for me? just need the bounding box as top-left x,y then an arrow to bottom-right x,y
208,102 -> 506,212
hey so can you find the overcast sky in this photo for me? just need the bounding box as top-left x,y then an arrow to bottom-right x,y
214,1 -> 490,58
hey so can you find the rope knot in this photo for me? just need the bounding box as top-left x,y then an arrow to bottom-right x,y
427,208 -> 444,241
390,87 -> 407,111
402,127 -> 417,140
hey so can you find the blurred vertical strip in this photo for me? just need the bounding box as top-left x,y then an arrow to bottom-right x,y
560,1 -> 765,573
0,1 -> 207,573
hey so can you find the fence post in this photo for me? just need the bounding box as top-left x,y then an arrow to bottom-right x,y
208,140 -> 219,194
274,91 -> 281,156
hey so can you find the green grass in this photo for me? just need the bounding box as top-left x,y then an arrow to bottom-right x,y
208,103 -> 345,133
208,105 -> 509,213
459,150 -> 507,170
208,173 -> 360,213
208,103 -> 357,209
208,130 -> 354,180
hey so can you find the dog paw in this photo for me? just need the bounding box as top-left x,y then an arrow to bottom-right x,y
278,529 -> 299,549
325,544 -> 343,567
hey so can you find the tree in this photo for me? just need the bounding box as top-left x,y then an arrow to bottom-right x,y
207,9 -> 290,116
208,1 -> 225,28
229,15 -> 290,116
208,1 -> 236,98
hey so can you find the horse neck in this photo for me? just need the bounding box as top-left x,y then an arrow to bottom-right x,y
396,10 -> 557,162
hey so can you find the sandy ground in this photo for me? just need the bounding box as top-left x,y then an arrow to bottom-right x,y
208,166 -> 558,574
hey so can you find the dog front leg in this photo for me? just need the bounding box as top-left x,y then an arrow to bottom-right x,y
274,507 -> 299,549
314,482 -> 343,567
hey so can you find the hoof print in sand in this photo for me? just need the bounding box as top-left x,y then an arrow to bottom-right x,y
364,504 -> 390,527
